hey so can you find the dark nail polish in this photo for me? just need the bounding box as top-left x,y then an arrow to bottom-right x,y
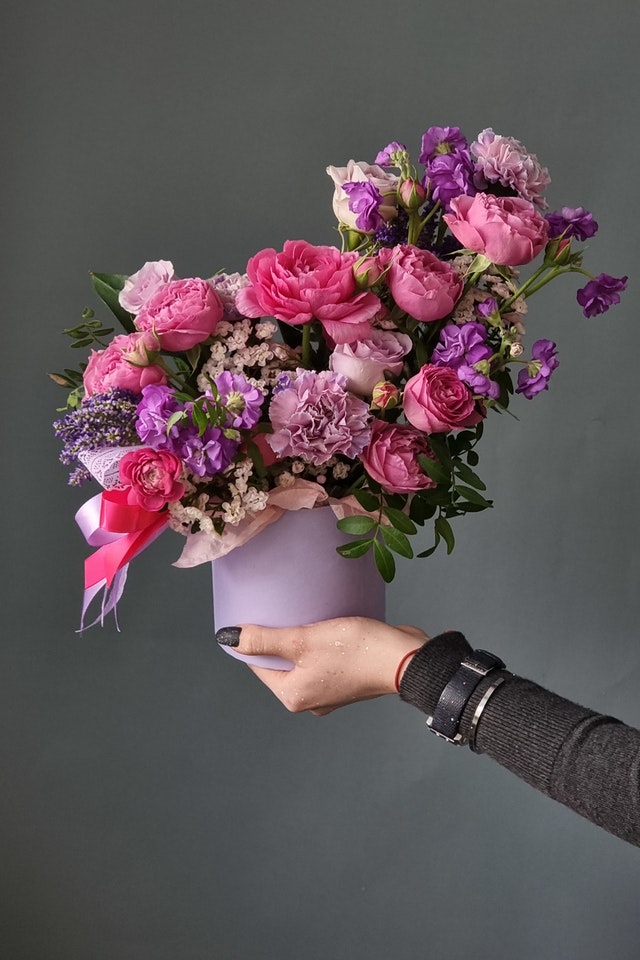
216,627 -> 241,647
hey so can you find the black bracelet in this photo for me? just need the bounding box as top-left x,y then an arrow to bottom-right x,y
426,649 -> 505,745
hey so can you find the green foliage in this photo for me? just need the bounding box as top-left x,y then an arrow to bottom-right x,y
90,272 -> 135,333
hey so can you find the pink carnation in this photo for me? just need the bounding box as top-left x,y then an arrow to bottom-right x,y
83,332 -> 167,397
236,240 -> 381,345
403,364 -> 483,433
135,278 -> 224,352
377,246 -> 463,322
360,420 -> 436,494
472,129 -> 550,209
329,329 -> 413,395
267,369 -> 371,465
444,194 -> 549,266
119,260 -> 176,315
118,448 -> 185,511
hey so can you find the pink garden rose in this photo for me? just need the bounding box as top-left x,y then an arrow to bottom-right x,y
118,448 -> 185,511
83,332 -> 167,397
135,278 -> 224,352
472,129 -> 550,209
403,364 -> 483,433
329,329 -> 413,395
377,246 -> 463,322
236,240 -> 381,345
360,420 -> 436,494
326,160 -> 398,230
443,194 -> 549,266
119,260 -> 176,315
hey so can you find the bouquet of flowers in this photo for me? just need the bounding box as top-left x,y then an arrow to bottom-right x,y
52,124 -> 626,623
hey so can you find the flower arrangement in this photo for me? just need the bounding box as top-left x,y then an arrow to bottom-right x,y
52,124 -> 626,620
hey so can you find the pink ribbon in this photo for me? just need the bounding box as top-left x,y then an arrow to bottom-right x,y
75,490 -> 168,630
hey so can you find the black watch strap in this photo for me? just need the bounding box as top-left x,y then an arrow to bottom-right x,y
427,649 -> 505,744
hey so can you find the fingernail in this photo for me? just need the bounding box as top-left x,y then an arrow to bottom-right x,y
216,627 -> 241,647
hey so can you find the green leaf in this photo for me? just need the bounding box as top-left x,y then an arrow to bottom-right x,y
245,440 -> 267,478
383,506 -> 417,535
435,516 -> 455,554
186,345 -> 201,370
454,461 -> 487,490
455,501 -> 488,513
467,450 -> 479,466
380,525 -> 414,559
353,488 -> 380,513
409,496 -> 437,524
90,272 -> 135,333
417,455 -> 451,486
336,539 -> 373,559
374,539 -> 396,582
385,493 -> 407,511
417,531 -> 441,559
336,515 -> 377,535
455,485 -> 492,508
166,410 -> 187,433
427,433 -> 452,465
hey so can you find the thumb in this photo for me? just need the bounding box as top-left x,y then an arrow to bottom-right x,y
216,623 -> 297,659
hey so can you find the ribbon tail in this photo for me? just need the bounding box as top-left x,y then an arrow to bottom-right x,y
78,565 -> 130,633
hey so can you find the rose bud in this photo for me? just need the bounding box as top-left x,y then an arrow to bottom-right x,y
399,178 -> 427,211
371,380 -> 401,409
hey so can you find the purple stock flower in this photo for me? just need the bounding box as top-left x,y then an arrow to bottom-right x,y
546,206 -> 598,241
424,150 -> 476,208
457,361 -> 501,400
340,180 -> 386,233
419,126 -> 469,164
432,322 -> 490,367
516,340 -> 559,399
136,384 -> 183,449
212,371 -> 265,429
476,297 -> 499,319
375,141 -> 406,166
174,425 -> 238,477
267,369 -> 371,465
576,273 -> 628,317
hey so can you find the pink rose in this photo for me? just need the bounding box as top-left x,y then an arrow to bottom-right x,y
135,278 -> 224,352
329,329 -> 412,395
377,246 -> 463,322
119,260 -> 176,315
403,364 -> 483,433
83,332 -> 167,397
360,420 -> 436,494
236,240 -> 381,345
443,194 -> 548,265
118,448 -> 185,511
326,160 -> 398,230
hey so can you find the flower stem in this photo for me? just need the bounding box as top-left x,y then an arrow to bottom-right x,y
301,322 -> 312,369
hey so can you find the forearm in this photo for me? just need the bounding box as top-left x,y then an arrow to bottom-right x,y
399,633 -> 640,846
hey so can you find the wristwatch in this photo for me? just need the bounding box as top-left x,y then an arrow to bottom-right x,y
426,649 -> 505,745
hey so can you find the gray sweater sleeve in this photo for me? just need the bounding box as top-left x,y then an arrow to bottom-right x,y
398,632 -> 640,847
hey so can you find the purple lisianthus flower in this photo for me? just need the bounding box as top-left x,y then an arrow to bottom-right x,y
375,141 -> 406,166
174,425 -> 238,478
516,339 -> 559,399
340,181 -> 387,233
212,371 -> 265,429
267,368 -> 372,465
432,322 -> 490,368
546,206 -> 598,241
576,273 -> 628,317
419,126 -> 469,164
424,150 -> 476,208
136,384 -> 183,449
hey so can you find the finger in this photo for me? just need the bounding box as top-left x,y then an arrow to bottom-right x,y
217,623 -> 302,660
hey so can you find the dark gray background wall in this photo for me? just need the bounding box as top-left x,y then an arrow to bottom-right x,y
3,2 -> 640,958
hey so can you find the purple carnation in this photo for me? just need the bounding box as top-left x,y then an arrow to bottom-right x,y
546,206 -> 598,241
212,371 -> 265,429
267,369 -> 372,465
419,126 -> 469,164
340,180 -> 387,233
576,273 -> 628,318
472,128 -> 550,209
516,339 -> 559,399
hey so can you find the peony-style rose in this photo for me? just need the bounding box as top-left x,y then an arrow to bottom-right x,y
235,240 -> 381,344
119,260 -> 175,315
329,329 -> 413,395
267,368 -> 371,465
444,194 -> 548,266
119,447 -> 185,511
403,364 -> 483,433
360,420 -> 436,494
377,246 -> 463,322
326,160 -> 398,231
83,332 -> 167,397
135,278 -> 224,352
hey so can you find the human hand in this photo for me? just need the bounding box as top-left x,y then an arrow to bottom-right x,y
216,617 -> 428,715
